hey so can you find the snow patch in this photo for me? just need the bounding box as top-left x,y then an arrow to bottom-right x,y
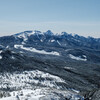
17,33 -> 27,41
64,67 -> 74,70
21,41 -> 25,45
15,31 -> 35,42
57,40 -> 61,45
14,45 -> 60,56
71,89 -> 80,93
40,39 -> 43,42
51,40 -> 55,42
0,55 -> 2,59
69,54 -> 87,61
6,46 -> 9,49
0,50 -> 2,54
11,56 -> 15,60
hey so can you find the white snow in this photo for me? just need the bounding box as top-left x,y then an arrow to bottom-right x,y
0,97 -> 14,100
40,39 -> 43,42
0,87 -> 82,100
6,46 -> 9,48
15,31 -> 35,42
0,69 -> 83,100
51,40 -> 55,42
64,67 -> 74,70
0,70 -> 65,89
14,45 -> 20,49
0,50 -> 2,53
83,55 -> 87,58
65,49 -> 73,52
0,55 -> 2,59
35,33 -> 44,42
11,56 -> 15,59
57,40 -> 61,45
0,88 -> 45,100
17,33 -> 28,41
14,45 -> 60,56
71,89 -> 80,93
21,41 -> 25,45
69,54 -> 87,61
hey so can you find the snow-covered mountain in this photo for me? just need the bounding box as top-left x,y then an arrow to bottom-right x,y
1,30 -> 100,63
0,30 -> 100,100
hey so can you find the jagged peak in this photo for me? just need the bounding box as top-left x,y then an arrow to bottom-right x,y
44,30 -> 54,35
61,32 -> 68,36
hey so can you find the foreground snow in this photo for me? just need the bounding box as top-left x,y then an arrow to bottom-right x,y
0,88 -> 44,100
0,69 -> 84,100
0,70 -> 65,89
0,88 -> 84,100
14,45 -> 60,56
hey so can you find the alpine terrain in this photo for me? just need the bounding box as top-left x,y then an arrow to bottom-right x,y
0,30 -> 100,100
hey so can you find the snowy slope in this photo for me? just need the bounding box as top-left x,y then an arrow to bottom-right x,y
0,70 -> 84,100
14,45 -> 60,56
0,88 -> 84,100
0,70 -> 65,90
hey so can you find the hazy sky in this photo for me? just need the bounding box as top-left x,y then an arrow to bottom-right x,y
0,0 -> 100,37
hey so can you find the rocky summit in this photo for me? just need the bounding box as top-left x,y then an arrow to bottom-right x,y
0,30 -> 100,100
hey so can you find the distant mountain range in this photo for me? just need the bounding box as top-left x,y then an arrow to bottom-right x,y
0,30 -> 100,63
1,30 -> 100,49
0,30 -> 100,100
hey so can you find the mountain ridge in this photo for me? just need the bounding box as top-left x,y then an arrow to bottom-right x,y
1,30 -> 100,50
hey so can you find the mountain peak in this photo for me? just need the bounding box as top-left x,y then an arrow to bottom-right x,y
61,32 -> 68,36
44,30 -> 53,35
34,30 -> 42,34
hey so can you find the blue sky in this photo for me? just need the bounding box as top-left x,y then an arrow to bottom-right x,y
0,0 -> 100,37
